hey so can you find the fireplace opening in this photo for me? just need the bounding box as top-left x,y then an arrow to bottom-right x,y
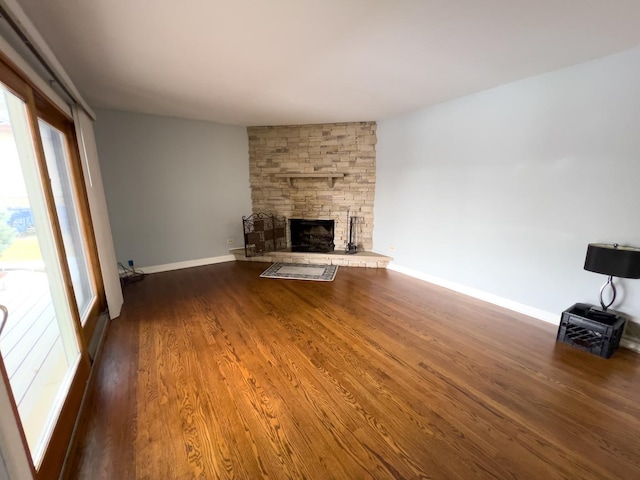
290,219 -> 335,253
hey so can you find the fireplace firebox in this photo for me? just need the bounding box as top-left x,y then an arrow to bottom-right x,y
290,219 -> 335,253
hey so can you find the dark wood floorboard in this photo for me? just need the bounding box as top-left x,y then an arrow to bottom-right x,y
65,262 -> 640,479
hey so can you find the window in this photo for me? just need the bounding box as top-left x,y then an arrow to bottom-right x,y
0,55 -> 103,479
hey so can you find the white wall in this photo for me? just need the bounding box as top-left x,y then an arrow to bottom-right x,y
94,109 -> 251,269
375,46 -> 640,323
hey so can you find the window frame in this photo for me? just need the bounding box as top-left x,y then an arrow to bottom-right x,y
0,50 -> 104,480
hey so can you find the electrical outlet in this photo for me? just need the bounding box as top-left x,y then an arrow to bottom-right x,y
127,259 -> 134,267
226,238 -> 234,244
389,245 -> 396,251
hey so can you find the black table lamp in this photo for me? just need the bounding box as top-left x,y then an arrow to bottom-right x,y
584,243 -> 640,311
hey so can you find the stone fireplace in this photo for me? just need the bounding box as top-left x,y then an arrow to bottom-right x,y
247,122 -> 376,252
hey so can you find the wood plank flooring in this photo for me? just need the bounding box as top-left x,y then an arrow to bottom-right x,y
64,261 -> 640,479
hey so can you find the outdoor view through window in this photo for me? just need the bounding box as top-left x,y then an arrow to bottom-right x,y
0,84 -> 81,466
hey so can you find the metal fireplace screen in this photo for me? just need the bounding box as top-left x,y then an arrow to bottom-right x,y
242,212 -> 286,257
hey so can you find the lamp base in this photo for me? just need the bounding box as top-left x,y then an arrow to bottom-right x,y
598,275 -> 616,311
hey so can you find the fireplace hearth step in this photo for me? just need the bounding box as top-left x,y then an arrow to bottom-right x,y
229,247 -> 392,269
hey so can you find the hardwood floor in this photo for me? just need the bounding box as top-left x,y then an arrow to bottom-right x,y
64,261 -> 640,479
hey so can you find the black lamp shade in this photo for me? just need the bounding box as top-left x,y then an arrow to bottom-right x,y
584,243 -> 640,278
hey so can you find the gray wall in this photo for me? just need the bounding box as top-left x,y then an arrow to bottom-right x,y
0,451 -> 8,480
94,109 -> 251,268
375,46 -> 640,321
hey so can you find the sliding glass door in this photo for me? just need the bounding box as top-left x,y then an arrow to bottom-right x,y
0,57 -> 102,479
38,115 -> 102,340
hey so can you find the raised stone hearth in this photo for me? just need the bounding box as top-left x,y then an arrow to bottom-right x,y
230,248 -> 392,268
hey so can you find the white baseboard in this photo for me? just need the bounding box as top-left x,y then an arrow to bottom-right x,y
387,263 -> 640,354
388,263 -> 560,325
140,255 -> 235,274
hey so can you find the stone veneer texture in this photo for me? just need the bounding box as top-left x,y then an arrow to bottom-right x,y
248,122 -> 376,251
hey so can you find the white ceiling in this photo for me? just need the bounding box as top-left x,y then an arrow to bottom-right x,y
14,0 -> 640,126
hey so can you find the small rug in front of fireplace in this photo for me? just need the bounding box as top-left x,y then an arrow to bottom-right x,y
260,263 -> 338,282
